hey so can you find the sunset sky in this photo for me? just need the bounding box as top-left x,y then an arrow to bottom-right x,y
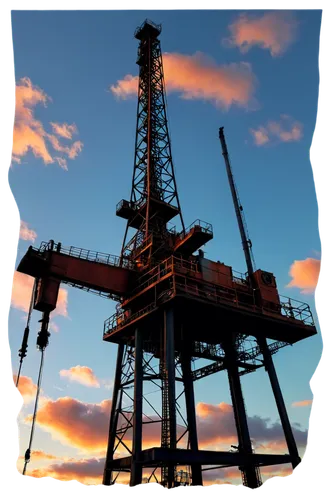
9,10 -> 322,485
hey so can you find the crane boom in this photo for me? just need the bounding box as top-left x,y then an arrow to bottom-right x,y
219,127 -> 255,278
17,241 -> 135,303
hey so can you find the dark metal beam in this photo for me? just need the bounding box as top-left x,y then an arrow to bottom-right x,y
164,308 -> 177,487
180,342 -> 203,485
223,335 -> 260,488
130,328 -> 144,486
110,447 -> 292,469
103,344 -> 124,485
257,336 -> 301,468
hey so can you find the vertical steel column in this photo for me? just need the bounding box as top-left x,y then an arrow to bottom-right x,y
224,335 -> 260,489
103,343 -> 124,485
130,328 -> 144,486
180,346 -> 203,486
164,308 -> 177,488
257,337 -> 301,468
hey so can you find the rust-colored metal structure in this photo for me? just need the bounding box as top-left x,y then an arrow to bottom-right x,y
17,19 -> 316,488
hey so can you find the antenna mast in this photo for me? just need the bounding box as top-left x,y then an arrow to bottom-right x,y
219,127 -> 256,277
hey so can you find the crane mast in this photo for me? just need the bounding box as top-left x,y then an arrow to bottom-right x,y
219,127 -> 255,278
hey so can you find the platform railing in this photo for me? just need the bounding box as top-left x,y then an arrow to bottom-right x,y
177,219 -> 213,241
104,301 -> 157,337
38,241 -> 134,269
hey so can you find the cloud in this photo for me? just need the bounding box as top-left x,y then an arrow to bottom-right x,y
225,11 -> 298,56
111,52 -> 256,109
287,258 -> 321,294
50,122 -> 78,140
11,272 -> 68,331
32,397 -> 112,452
60,366 -> 100,388
250,127 -> 270,146
18,450 -> 58,462
250,116 -> 303,146
292,400 -> 313,408
196,401 -> 307,452
29,457 -> 105,484
12,77 -> 83,169
13,374 -> 37,404
19,220 -> 37,242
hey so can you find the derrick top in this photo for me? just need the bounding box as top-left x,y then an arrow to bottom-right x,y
134,19 -> 162,40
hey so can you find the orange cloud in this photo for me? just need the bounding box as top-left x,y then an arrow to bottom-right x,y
287,258 -> 321,294
18,450 -> 58,462
29,457 -> 105,484
12,77 -> 83,169
250,116 -> 303,146
226,11 -> 298,56
32,397 -> 112,452
111,52 -> 256,109
19,220 -> 37,242
13,374 -> 37,403
60,366 -> 100,388
292,400 -> 313,408
11,272 -> 68,323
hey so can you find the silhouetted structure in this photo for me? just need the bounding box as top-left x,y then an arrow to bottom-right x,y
17,20 -> 316,487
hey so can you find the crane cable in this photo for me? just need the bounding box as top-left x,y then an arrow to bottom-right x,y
22,346 -> 45,475
16,279 -> 37,388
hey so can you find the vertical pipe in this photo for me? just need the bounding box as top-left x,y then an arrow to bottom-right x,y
219,127 -> 254,278
130,328 -> 144,486
180,344 -> 202,485
103,343 -> 125,485
257,337 -> 301,468
224,335 -> 260,488
164,308 -> 177,488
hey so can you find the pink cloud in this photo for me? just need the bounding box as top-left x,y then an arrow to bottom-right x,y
250,127 -> 270,146
11,272 -> 68,327
287,258 -> 321,294
250,115 -> 303,146
50,122 -> 78,140
226,11 -> 298,56
12,77 -> 83,169
60,366 -> 100,388
19,220 -> 37,242
111,52 -> 256,109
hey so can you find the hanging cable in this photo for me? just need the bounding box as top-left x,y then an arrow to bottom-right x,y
22,311 -> 50,476
16,279 -> 37,388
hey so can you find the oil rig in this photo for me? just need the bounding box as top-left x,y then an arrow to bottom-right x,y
16,20 -> 316,488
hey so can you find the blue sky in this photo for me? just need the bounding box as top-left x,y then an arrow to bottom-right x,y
9,10 -> 322,484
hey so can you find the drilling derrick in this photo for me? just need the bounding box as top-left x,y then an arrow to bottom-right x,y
118,20 -> 185,266
16,19 -> 317,488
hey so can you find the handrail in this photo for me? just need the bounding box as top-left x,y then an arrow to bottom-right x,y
177,219 -> 213,241
38,241 -> 134,270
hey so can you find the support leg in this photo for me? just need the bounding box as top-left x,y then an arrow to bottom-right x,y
180,343 -> 202,486
257,337 -> 301,468
130,328 -> 144,486
224,335 -> 260,489
103,344 -> 124,485
164,308 -> 177,488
